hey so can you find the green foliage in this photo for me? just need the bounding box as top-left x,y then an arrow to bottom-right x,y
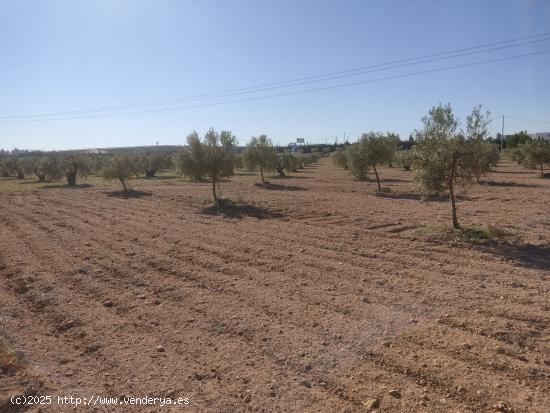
506,131 -> 531,148
332,148 -> 348,169
174,132 -> 207,180
32,156 -> 63,182
465,105 -> 499,183
274,153 -> 298,176
384,132 -> 400,166
396,150 -> 413,170
175,129 -> 237,203
60,155 -> 91,186
102,155 -> 136,191
140,152 -> 172,178
508,146 -> 525,164
520,140 -> 550,177
346,132 -> 394,190
243,135 -> 277,183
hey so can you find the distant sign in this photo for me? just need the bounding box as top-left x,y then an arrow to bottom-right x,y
296,138 -> 305,143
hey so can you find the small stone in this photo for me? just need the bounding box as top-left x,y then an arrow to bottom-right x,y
194,372 -> 204,380
103,300 -> 114,307
388,389 -> 401,398
362,398 -> 379,411
156,345 -> 165,352
301,380 -> 312,388
362,297 -> 370,303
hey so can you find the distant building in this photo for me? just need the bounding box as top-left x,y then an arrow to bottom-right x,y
529,132 -> 550,142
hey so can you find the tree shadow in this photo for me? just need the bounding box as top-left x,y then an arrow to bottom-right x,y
374,191 -> 471,202
477,242 -> 550,270
254,182 -> 308,191
40,183 -> 93,189
381,178 -> 408,183
233,172 -> 257,176
483,180 -> 541,188
200,201 -> 284,220
106,190 -> 152,198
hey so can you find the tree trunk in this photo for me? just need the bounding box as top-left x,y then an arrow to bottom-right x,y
212,177 -> 218,205
145,169 -> 156,178
449,181 -> 459,229
16,169 -> 24,179
276,167 -> 285,177
373,166 -> 381,191
540,163 -> 544,178
37,174 -> 46,182
260,162 -> 265,183
67,172 -> 77,186
121,179 -> 127,192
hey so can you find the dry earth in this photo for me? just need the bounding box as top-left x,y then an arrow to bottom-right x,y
1,159 -> 549,412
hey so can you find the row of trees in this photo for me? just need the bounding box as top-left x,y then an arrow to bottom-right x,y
332,104 -> 506,229
509,141 -> 550,177
171,130 -> 320,204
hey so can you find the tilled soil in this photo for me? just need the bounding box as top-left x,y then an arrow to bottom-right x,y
0,159 -> 549,412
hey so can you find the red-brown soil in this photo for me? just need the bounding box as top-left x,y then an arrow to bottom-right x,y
1,159 -> 549,412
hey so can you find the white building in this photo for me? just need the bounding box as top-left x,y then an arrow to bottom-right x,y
529,132 -> 550,142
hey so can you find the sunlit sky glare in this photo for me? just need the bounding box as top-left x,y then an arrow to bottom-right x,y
1,0 -> 549,150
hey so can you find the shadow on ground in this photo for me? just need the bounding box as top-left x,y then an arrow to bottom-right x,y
483,180 -> 541,188
374,191 -> 471,202
106,190 -> 152,198
477,242 -> 550,270
200,202 -> 284,220
254,182 -> 308,191
40,183 -> 93,189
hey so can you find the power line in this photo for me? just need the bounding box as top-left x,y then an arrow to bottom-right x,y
10,49 -> 549,122
503,115 -> 550,125
2,32 -> 550,120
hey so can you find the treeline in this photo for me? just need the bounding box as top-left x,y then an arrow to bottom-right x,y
332,104 -> 550,229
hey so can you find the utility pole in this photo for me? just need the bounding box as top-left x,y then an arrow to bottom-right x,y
500,115 -> 505,153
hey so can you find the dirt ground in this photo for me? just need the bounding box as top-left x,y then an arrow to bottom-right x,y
1,158 -> 549,412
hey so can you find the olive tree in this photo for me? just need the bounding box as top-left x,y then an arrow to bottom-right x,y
5,156 -> 32,179
32,156 -> 63,182
140,153 -> 173,178
520,140 -> 550,177
396,150 -> 413,170
274,153 -> 298,177
175,129 -> 236,204
346,132 -> 394,190
60,155 -> 91,186
102,155 -> 135,191
412,103 -> 484,229
332,148 -> 348,169
465,105 -> 499,183
243,135 -> 277,184
174,132 -> 207,180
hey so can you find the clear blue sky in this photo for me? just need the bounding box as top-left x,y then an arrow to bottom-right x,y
1,0 -> 549,150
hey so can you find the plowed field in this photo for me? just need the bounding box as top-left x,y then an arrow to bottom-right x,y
1,159 -> 549,412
